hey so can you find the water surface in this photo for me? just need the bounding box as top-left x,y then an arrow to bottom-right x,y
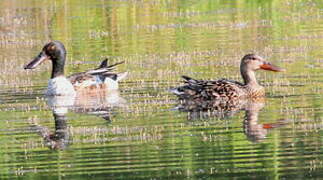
0,0 -> 322,179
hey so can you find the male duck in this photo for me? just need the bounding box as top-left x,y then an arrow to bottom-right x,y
171,54 -> 285,100
24,41 -> 127,96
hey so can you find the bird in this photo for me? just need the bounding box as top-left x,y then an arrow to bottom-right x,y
171,54 -> 285,101
24,41 -> 127,96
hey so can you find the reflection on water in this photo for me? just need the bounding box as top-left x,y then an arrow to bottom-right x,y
30,90 -> 126,150
30,112 -> 70,150
178,97 -> 290,142
242,99 -> 289,142
0,0 -> 323,179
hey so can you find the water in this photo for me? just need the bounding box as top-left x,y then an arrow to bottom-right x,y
1,0 -> 323,179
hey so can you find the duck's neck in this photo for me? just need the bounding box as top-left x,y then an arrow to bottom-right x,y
240,68 -> 265,96
240,67 -> 258,86
51,56 -> 65,79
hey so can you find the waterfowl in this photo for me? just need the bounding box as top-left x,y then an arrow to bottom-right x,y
171,54 -> 285,100
24,41 -> 127,96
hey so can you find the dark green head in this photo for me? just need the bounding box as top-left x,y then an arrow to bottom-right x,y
24,41 -> 67,78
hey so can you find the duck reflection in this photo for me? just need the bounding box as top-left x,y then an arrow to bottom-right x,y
31,112 -> 70,150
177,98 -> 289,142
47,90 -> 126,121
241,99 -> 288,142
71,89 -> 126,122
28,95 -> 73,150
29,90 -> 126,150
29,100 -> 71,150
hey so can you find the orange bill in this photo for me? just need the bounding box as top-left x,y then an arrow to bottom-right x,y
260,62 -> 285,72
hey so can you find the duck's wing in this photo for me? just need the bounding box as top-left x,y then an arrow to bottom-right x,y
68,59 -> 127,87
170,75 -> 244,100
86,59 -> 124,75
84,59 -> 127,81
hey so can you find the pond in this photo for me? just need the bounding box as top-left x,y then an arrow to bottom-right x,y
0,0 -> 322,179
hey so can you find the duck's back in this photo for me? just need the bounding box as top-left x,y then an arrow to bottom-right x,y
67,59 -> 127,92
69,73 -> 100,89
171,76 -> 246,101
68,72 -> 120,92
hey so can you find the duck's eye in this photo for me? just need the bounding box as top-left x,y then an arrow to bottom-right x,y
251,57 -> 257,60
46,45 -> 56,52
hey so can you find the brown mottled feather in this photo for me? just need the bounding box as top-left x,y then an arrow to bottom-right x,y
175,76 -> 246,101
171,54 -> 284,115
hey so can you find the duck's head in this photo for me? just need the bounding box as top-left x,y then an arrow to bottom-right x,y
240,54 -> 285,86
241,54 -> 285,72
24,41 -> 66,70
24,41 -> 67,78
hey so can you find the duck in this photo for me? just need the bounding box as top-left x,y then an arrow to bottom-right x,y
24,41 -> 127,96
171,54 -> 285,100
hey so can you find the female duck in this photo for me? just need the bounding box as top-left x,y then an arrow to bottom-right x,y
171,54 -> 285,100
24,41 -> 127,96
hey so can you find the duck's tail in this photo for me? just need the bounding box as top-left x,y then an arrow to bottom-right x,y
181,75 -> 199,84
169,75 -> 198,96
169,87 -> 184,95
114,72 -> 128,82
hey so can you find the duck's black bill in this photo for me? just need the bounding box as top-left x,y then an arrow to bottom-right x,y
24,52 -> 48,69
260,62 -> 285,72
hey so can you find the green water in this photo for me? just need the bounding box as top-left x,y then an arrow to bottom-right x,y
0,0 -> 322,179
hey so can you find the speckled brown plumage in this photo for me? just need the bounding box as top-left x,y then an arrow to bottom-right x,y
171,54 -> 285,108
175,76 -> 246,101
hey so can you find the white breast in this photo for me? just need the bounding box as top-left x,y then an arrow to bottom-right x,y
46,76 -> 76,96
